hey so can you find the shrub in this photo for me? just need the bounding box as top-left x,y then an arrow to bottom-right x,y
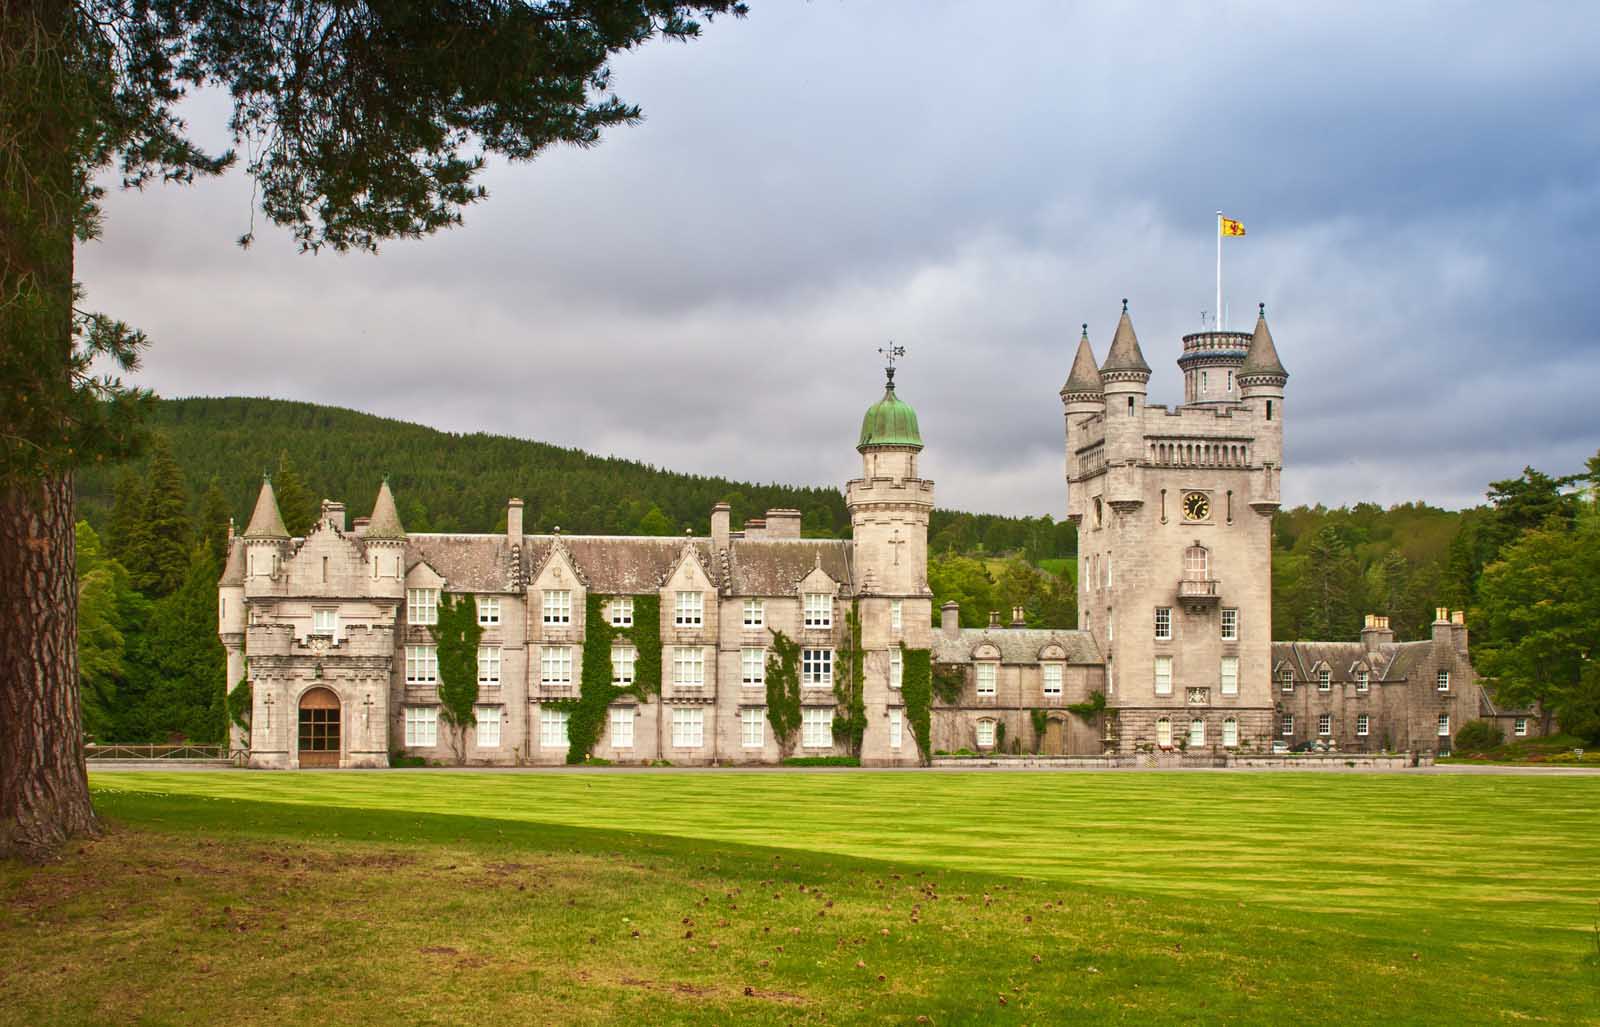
388,753 -> 426,768
1454,719 -> 1504,753
780,756 -> 861,767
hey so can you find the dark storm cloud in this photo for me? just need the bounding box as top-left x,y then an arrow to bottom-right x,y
76,1 -> 1600,516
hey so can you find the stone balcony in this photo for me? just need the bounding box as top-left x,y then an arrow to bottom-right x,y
1178,578 -> 1221,610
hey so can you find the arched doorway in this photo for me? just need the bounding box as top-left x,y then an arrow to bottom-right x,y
298,687 -> 341,768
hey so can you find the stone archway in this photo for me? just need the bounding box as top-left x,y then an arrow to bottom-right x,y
297,687 -> 341,768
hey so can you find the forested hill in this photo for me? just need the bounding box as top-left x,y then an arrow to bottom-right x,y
74,396 -> 1074,556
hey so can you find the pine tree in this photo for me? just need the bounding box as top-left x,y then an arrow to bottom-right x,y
107,469 -> 150,581
74,523 -> 132,742
272,451 -> 316,538
197,478 -> 232,565
139,436 -> 193,597
142,549 -> 228,744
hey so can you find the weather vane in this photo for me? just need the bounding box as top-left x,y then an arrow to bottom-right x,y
878,341 -> 906,386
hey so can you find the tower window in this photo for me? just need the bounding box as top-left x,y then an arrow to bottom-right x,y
1266,400 -> 1274,420
1200,370 -> 1208,394
1227,370 -> 1234,392
1127,396 -> 1135,415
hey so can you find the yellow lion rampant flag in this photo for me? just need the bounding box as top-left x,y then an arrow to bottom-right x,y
1220,217 -> 1246,237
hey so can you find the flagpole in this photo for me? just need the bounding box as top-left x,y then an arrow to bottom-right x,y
1215,210 -> 1223,332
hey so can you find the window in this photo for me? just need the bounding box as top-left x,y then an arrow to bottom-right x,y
540,646 -> 574,688
477,646 -> 502,686
803,593 -> 833,629
612,645 -> 637,685
741,647 -> 765,687
1154,607 -> 1172,640
1220,656 -> 1238,696
741,708 -> 764,749
407,588 -> 439,625
1514,717 -> 1528,737
1154,655 -> 1173,696
976,663 -> 997,696
1356,714 -> 1369,737
1184,546 -> 1209,579
1155,717 -> 1172,748
542,589 -> 572,625
1317,668 -> 1332,692
889,708 -> 903,750
1189,718 -> 1205,747
404,706 -> 438,747
220,597 -> 226,622
675,590 -> 703,627
477,596 -> 501,625
405,645 -> 439,685
976,719 -> 996,748
1279,669 -> 1294,693
540,708 -> 569,748
1356,670 -> 1370,692
1093,497 -> 1103,528
1105,555 -> 1112,588
609,597 -> 633,627
248,608 -> 257,626
889,649 -> 904,690
1437,713 -> 1450,737
802,708 -> 832,748
742,598 -> 764,628
610,707 -> 634,748
1436,669 -> 1450,692
802,648 -> 833,688
1318,713 -> 1331,736
476,706 -> 501,747
1282,714 -> 1295,736
673,646 -> 705,688
312,608 -> 337,636
1220,608 -> 1238,640
890,600 -> 903,631
1043,664 -> 1063,696
1107,610 -> 1114,642
1222,717 -> 1238,747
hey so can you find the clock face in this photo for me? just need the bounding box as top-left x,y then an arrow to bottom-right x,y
1183,491 -> 1210,520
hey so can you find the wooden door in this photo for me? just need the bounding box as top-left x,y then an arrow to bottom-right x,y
297,687 -> 341,768
1043,717 -> 1065,756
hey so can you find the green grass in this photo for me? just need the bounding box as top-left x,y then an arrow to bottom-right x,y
2,771 -> 1596,1024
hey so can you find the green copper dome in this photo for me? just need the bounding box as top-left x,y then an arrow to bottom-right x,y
857,376 -> 923,451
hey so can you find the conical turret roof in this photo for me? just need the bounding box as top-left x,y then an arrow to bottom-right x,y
364,479 -> 407,540
1100,300 -> 1151,375
1241,304 -> 1288,379
242,476 -> 289,539
1060,325 -> 1104,397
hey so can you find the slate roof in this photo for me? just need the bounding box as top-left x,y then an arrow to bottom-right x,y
364,480 -> 407,540
934,628 -> 1102,665
1100,302 -> 1151,375
1240,306 -> 1289,380
409,534 -> 516,592
1060,326 -> 1104,397
556,536 -> 718,593
219,538 -> 245,586
1271,640 -> 1433,682
726,538 -> 853,595
243,477 -> 289,539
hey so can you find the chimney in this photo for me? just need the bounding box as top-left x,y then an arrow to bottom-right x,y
227,517 -> 235,542
352,516 -> 370,538
941,601 -> 961,638
710,502 -> 731,549
988,609 -> 1001,629
765,509 -> 802,539
743,517 -> 766,540
1360,613 -> 1394,651
1450,609 -> 1469,655
1432,606 -> 1454,651
507,498 -> 524,545
320,499 -> 346,531
1011,605 -> 1026,628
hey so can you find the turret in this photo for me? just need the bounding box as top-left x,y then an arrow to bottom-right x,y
1098,300 -> 1149,510
362,478 -> 408,591
1238,304 -> 1288,510
846,359 -> 933,598
241,475 -> 289,585
1060,324 -> 1105,526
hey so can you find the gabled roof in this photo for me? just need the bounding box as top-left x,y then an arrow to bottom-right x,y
1240,304 -> 1288,380
364,480 -> 407,540
1271,640 -> 1435,683
242,477 -> 289,539
933,628 -> 1102,665
1060,325 -> 1104,398
726,539 -> 853,596
408,536 -> 511,592
1100,300 -> 1151,376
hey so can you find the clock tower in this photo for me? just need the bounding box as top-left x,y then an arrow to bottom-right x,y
1062,302 -> 1288,754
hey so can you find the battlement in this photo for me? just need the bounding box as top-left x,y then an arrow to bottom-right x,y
845,477 -> 935,505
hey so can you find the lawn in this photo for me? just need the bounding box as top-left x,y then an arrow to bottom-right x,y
2,770 -> 1596,1024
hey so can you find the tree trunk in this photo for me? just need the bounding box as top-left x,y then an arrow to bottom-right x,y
0,476 -> 100,861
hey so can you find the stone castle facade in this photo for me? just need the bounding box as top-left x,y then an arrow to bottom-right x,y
220,303 -> 1534,768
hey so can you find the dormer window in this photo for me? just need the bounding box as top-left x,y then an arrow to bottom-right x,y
1317,668 -> 1331,692
803,593 -> 833,629
674,590 -> 703,627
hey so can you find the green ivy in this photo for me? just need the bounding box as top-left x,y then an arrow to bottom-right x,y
567,593 -> 662,763
832,601 -> 867,754
430,592 -> 483,764
765,630 -> 802,754
226,675 -> 251,734
932,662 -> 965,705
1029,707 -> 1049,752
901,645 -> 933,765
1065,689 -> 1106,722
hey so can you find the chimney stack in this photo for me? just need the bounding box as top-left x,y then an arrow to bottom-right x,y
1011,605 -> 1026,627
764,509 -> 802,539
988,609 -> 1001,629
1431,606 -> 1454,651
1360,613 -> 1394,651
941,601 -> 960,638
710,502 -> 731,549
320,499 -> 346,531
1450,609 -> 1469,654
507,498 -> 524,545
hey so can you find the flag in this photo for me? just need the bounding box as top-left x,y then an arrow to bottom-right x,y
1220,217 -> 1246,237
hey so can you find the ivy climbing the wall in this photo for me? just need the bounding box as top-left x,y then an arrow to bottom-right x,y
932,662 -> 965,705
901,645 -> 933,765
766,630 -> 802,756
1029,707 -> 1049,753
1066,690 -> 1106,721
832,601 -> 867,755
226,675 -> 252,737
567,593 -> 662,763
431,592 -> 484,765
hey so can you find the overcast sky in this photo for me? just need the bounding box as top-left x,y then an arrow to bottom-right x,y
79,1 -> 1600,517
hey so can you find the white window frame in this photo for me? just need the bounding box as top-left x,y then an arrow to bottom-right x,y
611,645 -> 637,686
672,707 -> 705,748
1282,714 -> 1295,736
609,597 -> 634,627
1222,717 -> 1238,747
1153,655 -> 1173,696
476,596 -> 501,626
1514,717 -> 1528,737
1184,546 -> 1209,579
975,662 -> 997,696
889,649 -> 904,690
1220,656 -> 1238,697
890,600 -> 903,631
1279,669 -> 1294,693
1436,669 -> 1451,692
404,706 -> 438,747
1155,717 -> 1172,748
540,645 -> 574,688
1043,663 -> 1063,697
540,708 -> 569,748
312,608 -> 337,635
405,645 -> 439,685
1437,713 -> 1451,737
741,647 -> 765,687
1318,713 -> 1332,737
975,719 -> 996,749
477,645 -> 502,687
1356,670 -> 1370,692
1154,607 -> 1172,641
889,708 -> 903,750
803,593 -> 833,629
1356,714 -> 1369,737
742,598 -> 764,628
741,708 -> 764,749
1317,668 -> 1332,692
1220,608 -> 1238,640
802,648 -> 833,688
542,589 -> 572,625
673,646 -> 706,688
674,590 -> 703,627
475,706 -> 501,748
803,708 -> 834,748
1189,718 -> 1205,747
407,588 -> 439,625
610,707 -> 634,749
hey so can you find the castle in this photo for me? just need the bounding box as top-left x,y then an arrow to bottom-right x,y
219,304 -> 1533,767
